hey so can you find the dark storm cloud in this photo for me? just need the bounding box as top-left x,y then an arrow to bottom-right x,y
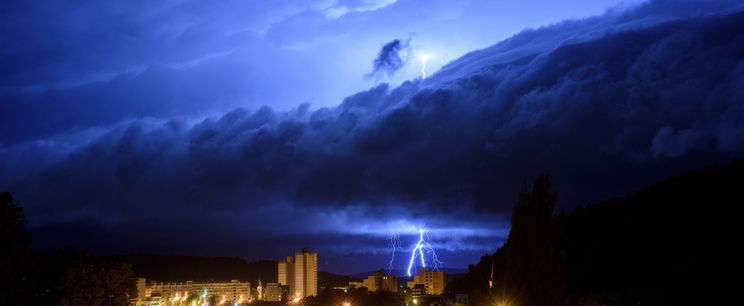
7,7 -> 744,214
3,0 -> 740,144
0,0 -> 329,88
2,0 -> 744,269
0,0 -> 357,143
0,40 -> 339,144
367,39 -> 410,78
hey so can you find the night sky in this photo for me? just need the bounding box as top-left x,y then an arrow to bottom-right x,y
2,0 -> 744,275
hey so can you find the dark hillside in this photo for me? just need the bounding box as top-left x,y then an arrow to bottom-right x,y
106,254 -> 276,283
448,160 -> 742,305
560,160 -> 742,304
106,254 -> 359,287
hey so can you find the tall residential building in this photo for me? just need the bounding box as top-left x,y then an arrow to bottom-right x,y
278,247 -> 318,299
293,247 -> 318,298
361,269 -> 398,292
406,268 -> 446,295
278,255 -> 294,294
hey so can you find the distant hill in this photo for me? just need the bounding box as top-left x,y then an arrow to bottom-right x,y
350,268 -> 467,280
106,254 -> 358,287
318,271 -> 360,287
106,254 -> 276,284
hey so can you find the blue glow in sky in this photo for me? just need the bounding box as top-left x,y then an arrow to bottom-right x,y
1,0 -> 636,114
3,0 -> 744,274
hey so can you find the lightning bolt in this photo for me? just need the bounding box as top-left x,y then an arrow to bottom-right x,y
387,232 -> 400,274
407,229 -> 426,276
424,230 -> 443,271
405,228 -> 444,277
419,241 -> 426,267
420,55 -> 429,79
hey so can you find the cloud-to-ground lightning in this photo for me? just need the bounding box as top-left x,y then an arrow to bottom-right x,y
405,228 -> 443,276
387,232 -> 400,274
406,229 -> 426,276
424,230 -> 443,270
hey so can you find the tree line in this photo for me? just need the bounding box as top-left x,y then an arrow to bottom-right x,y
1,192 -> 135,305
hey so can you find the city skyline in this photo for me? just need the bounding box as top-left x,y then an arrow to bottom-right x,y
125,249 -> 453,304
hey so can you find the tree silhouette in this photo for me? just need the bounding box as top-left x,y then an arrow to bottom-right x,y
0,192 -> 35,305
496,176 -> 565,306
1,192 -> 135,305
55,249 -> 136,306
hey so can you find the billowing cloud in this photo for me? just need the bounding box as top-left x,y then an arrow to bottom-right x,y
0,0 -> 646,144
2,0 -> 744,273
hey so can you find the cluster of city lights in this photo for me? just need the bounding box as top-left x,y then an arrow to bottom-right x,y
155,227 -> 444,305
169,291 -> 189,302
162,289 -> 251,306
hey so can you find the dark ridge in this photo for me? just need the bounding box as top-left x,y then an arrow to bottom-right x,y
559,160 -> 742,304
105,254 -> 359,287
349,268 -> 467,280
448,160 -> 742,305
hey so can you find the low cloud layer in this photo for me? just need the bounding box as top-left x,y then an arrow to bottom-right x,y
2,0 -> 744,273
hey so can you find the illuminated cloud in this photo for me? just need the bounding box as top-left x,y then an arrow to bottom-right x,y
2,0 -> 744,273
324,0 -> 400,18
